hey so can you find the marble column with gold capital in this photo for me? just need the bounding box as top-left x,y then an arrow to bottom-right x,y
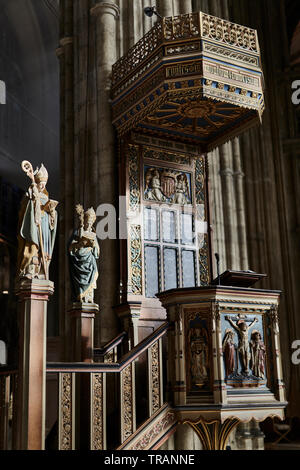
15,278 -> 54,450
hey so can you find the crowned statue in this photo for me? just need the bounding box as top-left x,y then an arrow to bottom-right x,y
68,204 -> 100,304
18,161 -> 58,279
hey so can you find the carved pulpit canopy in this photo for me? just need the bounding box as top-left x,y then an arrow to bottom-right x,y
111,12 -> 264,152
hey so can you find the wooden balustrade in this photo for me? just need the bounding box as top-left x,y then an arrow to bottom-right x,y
46,322 -> 169,450
0,324 -> 170,450
94,331 -> 127,363
0,368 -> 18,450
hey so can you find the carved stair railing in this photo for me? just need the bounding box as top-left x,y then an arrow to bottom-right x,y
94,331 -> 127,363
46,322 -> 177,450
0,367 -> 18,450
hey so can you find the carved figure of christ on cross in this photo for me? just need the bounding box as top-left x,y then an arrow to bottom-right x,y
225,315 -> 258,376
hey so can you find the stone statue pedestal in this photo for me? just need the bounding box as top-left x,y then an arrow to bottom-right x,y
15,278 -> 54,450
69,302 -> 99,362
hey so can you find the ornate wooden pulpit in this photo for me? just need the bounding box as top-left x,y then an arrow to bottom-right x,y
111,11 -> 286,448
157,285 -> 286,450
112,12 -> 264,151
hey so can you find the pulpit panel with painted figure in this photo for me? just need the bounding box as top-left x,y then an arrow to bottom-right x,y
184,311 -> 213,397
221,311 -> 268,389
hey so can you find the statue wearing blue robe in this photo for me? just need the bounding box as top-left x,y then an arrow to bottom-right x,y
68,229 -> 99,304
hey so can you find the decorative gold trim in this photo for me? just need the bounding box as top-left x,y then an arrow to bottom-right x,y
148,341 -> 161,416
202,42 -> 259,67
130,225 -> 142,295
200,13 -> 259,52
119,407 -> 177,451
58,373 -> 75,451
128,144 -> 140,212
112,12 -> 260,88
120,363 -> 136,443
185,417 -> 240,450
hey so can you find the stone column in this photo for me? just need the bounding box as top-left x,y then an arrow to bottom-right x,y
15,279 -> 54,450
90,1 -> 120,344
235,421 -> 265,450
142,0 -> 157,36
249,420 -> 265,450
127,0 -> 143,47
232,137 -> 249,270
209,149 -> 226,277
193,0 -> 209,14
175,424 -> 195,449
179,0 -> 193,14
235,422 -> 253,450
166,431 -> 175,450
59,33 -> 75,359
210,0 -> 222,16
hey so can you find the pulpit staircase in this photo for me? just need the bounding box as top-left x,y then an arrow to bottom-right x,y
0,323 -> 177,450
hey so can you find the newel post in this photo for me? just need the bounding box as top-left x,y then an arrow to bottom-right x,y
15,160 -> 58,450
15,279 -> 54,450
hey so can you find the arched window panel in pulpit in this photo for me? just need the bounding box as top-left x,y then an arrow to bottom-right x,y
124,135 -> 211,304
144,208 -> 199,297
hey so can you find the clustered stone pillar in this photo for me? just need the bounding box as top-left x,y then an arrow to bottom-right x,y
15,279 -> 54,450
179,0 -> 193,14
232,137 -> 249,270
175,424 -> 202,450
235,421 -> 265,451
157,0 -> 173,17
57,0 -> 75,360
219,143 -> 240,270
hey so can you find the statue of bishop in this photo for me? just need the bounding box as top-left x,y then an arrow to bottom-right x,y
68,204 -> 100,304
18,161 -> 58,279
